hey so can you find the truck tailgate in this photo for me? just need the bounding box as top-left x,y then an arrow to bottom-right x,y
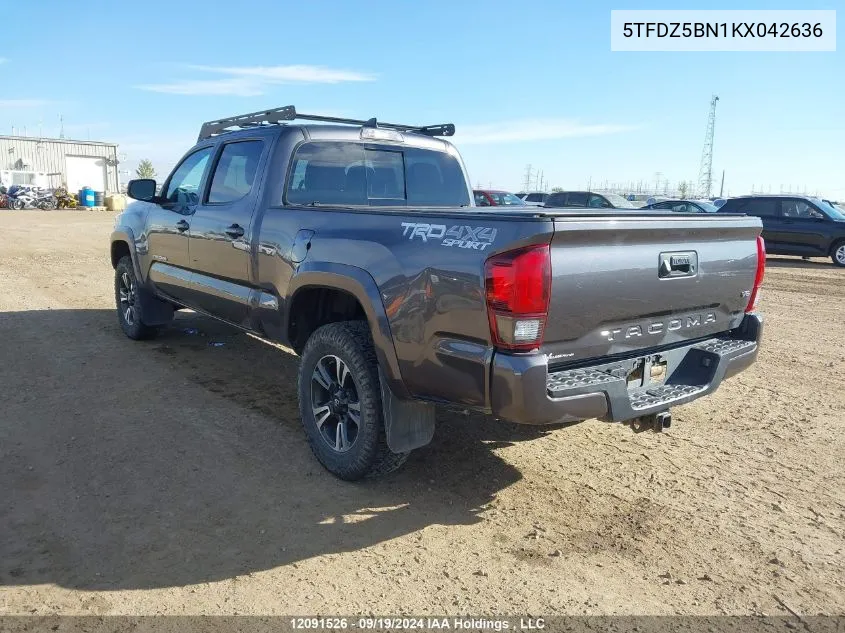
544,213 -> 763,363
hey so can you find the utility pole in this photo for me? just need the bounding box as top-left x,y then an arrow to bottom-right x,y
719,169 -> 725,197
697,94 -> 719,198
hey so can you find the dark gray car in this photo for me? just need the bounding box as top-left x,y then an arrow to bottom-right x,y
544,191 -> 636,209
110,106 -> 765,480
718,195 -> 845,266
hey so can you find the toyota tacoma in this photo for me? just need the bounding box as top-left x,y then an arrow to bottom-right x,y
110,106 -> 765,480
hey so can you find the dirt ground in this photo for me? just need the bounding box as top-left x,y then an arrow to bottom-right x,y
1,210 -> 843,617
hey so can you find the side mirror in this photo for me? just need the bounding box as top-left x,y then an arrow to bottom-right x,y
127,179 -> 157,202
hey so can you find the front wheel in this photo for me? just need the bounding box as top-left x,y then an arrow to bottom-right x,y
298,321 -> 409,480
831,241 -> 845,268
115,256 -> 160,340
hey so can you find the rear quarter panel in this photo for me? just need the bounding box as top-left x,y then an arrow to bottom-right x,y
257,206 -> 554,409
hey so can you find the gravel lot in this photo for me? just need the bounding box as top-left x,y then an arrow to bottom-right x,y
1,211 -> 843,616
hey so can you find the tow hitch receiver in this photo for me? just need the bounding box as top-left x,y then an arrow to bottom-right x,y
627,410 -> 672,433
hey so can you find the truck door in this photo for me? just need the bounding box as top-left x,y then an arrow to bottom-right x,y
187,138 -> 268,326
145,146 -> 214,303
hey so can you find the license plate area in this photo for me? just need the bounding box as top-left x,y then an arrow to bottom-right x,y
626,355 -> 668,391
626,361 -> 644,390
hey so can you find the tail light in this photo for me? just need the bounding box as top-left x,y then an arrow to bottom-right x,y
484,244 -> 551,351
745,235 -> 766,313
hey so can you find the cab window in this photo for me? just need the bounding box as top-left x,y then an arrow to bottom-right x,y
286,142 -> 469,207
207,140 -> 264,204
164,147 -> 213,208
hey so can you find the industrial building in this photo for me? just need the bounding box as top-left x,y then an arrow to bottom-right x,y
0,135 -> 119,193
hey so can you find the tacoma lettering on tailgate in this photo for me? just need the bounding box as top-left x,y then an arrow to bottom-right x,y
601,312 -> 718,341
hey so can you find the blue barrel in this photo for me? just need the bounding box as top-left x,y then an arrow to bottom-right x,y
79,187 -> 96,207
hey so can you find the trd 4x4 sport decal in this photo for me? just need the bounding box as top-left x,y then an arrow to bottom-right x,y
400,223 -> 497,251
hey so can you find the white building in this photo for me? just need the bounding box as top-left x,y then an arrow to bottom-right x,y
0,135 -> 119,193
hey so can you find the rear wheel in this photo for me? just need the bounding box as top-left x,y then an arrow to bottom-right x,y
115,256 -> 160,340
832,241 -> 845,267
298,321 -> 409,480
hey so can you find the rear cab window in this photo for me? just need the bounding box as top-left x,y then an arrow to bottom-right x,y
286,141 -> 469,207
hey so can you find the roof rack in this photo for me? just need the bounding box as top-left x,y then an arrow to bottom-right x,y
197,105 -> 455,141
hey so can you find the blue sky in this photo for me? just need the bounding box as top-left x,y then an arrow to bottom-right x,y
1,0 -> 841,197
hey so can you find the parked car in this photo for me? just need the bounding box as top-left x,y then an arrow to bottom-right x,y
645,199 -> 719,213
544,191 -> 636,209
474,190 -> 526,207
111,105 -> 765,480
718,195 -> 845,266
515,192 -> 549,207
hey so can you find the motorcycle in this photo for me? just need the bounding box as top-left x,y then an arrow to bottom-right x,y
6,185 -> 56,210
54,187 -> 79,209
6,185 -> 31,209
34,189 -> 58,210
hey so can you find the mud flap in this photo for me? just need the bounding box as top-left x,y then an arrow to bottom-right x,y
138,288 -> 175,326
379,368 -> 435,453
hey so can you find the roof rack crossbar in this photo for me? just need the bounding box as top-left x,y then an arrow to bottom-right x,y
197,105 -> 455,141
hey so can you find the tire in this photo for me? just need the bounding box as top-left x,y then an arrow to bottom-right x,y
831,241 -> 845,268
114,256 -> 160,340
298,321 -> 409,480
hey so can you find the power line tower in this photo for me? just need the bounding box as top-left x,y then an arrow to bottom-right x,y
523,164 -> 533,192
697,94 -> 719,198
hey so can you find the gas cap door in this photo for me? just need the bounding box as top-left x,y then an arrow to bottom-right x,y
291,230 -> 314,264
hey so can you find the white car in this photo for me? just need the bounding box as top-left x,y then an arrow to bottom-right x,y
515,192 -> 548,207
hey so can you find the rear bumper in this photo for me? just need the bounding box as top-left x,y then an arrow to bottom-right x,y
490,313 -> 763,425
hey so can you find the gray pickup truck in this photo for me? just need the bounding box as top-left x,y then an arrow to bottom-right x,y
111,106 -> 765,480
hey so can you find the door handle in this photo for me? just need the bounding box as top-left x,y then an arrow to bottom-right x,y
225,224 -> 245,239
175,219 -> 190,232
